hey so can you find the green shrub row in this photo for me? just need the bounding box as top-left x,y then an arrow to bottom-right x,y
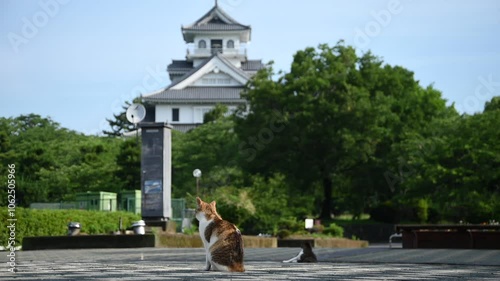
1,208 -> 141,246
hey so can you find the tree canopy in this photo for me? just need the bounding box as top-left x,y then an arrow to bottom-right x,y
1,42 -> 498,230
0,114 -> 130,206
234,42 -> 457,219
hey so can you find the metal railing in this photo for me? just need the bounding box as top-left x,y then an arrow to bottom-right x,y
186,46 -> 247,57
29,198 -> 187,220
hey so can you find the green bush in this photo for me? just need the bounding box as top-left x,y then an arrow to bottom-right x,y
1,208 -> 141,246
415,199 -> 429,223
312,224 -> 325,234
276,229 -> 291,239
277,217 -> 304,233
323,223 -> 344,237
246,174 -> 293,235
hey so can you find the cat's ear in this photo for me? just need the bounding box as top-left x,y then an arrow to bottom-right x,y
209,201 -> 216,209
196,197 -> 202,206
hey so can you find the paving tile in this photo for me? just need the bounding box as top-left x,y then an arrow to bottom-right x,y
1,247 -> 499,280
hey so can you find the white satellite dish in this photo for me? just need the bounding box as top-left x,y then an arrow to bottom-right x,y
126,104 -> 146,124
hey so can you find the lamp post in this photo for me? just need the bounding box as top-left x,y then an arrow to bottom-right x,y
193,169 -> 202,195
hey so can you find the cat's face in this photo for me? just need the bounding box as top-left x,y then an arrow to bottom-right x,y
196,197 -> 218,221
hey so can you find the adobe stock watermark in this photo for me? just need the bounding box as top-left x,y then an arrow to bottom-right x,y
84,64 -> 169,135
6,164 -> 17,273
354,0 -> 409,48
218,0 -> 244,12
195,106 -> 292,192
455,74 -> 500,113
238,107 -> 292,162
8,0 -> 71,54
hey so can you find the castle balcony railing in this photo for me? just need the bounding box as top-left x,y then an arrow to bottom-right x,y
186,46 -> 247,59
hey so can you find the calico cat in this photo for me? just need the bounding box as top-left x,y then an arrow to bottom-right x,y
195,197 -> 245,272
282,242 -> 318,263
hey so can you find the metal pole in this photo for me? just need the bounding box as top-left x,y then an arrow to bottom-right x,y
135,124 -> 139,145
196,178 -> 200,196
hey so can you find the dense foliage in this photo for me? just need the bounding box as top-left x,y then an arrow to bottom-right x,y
0,208 -> 140,246
1,42 -> 498,237
0,114 -> 136,205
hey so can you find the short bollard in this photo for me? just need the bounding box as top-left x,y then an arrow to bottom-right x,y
68,222 -> 81,236
132,220 -> 146,235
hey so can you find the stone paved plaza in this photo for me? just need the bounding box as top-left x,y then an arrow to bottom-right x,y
2,246 -> 500,280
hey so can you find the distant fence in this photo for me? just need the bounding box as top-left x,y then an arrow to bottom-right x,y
30,202 -> 78,210
30,198 -> 187,224
338,223 -> 396,243
171,199 -> 186,232
31,199 -> 118,212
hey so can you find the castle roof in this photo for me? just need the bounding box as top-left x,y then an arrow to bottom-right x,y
166,53 -> 251,90
143,87 -> 245,104
182,4 -> 251,43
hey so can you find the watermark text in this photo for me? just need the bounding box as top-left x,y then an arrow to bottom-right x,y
6,164 -> 17,273
8,0 -> 71,53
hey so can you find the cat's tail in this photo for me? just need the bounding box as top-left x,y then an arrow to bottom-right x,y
229,228 -> 245,272
235,229 -> 244,257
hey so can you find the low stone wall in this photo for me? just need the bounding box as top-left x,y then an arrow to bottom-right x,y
156,233 -> 203,248
155,233 -> 367,248
278,238 -> 314,248
22,234 -> 367,250
243,236 -> 277,248
314,237 -> 368,248
155,233 -> 277,248
23,234 -> 155,251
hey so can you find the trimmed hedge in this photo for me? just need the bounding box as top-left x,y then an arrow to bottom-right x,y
1,208 -> 141,246
323,223 -> 344,237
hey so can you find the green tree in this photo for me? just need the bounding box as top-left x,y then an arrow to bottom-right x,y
0,114 -> 82,205
114,138 -> 141,191
243,173 -> 294,234
172,116 -> 240,198
354,49 -> 456,211
419,103 -> 498,222
203,104 -> 229,123
102,97 -> 142,136
484,96 -> 500,112
336,51 -> 456,221
0,114 -> 123,206
235,43 -> 393,219
386,96 -> 499,223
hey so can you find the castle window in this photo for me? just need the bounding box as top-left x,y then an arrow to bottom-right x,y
211,39 -> 223,54
198,40 -> 207,49
172,108 -> 179,122
227,40 -> 234,49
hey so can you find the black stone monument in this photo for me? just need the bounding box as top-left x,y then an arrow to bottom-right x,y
140,123 -> 172,228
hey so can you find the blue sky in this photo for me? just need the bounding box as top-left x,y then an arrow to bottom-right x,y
1,0 -> 499,135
